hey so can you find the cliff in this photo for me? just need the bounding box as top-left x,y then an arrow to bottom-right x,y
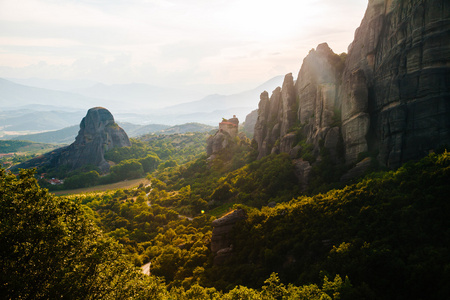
210,209 -> 246,264
342,0 -> 450,167
242,109 -> 258,137
15,107 -> 131,173
206,116 -> 239,158
253,0 -> 450,170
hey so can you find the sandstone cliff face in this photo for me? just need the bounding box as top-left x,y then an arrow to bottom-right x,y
358,0 -> 450,167
206,131 -> 230,157
253,0 -> 450,169
253,75 -> 298,159
243,109 -> 258,137
254,44 -> 345,161
210,209 -> 246,265
15,107 -> 131,173
57,107 -> 131,172
206,116 -> 239,158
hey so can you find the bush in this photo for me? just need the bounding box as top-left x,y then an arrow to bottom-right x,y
110,159 -> 144,181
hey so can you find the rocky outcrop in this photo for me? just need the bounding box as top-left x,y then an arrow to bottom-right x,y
293,159 -> 312,190
253,74 -> 298,159
206,131 -> 230,157
206,116 -> 239,158
58,107 -> 131,172
350,0 -> 450,167
211,209 -> 246,265
15,107 -> 131,173
295,43 -> 343,148
252,0 -> 450,169
243,109 -> 258,137
254,45 -> 345,161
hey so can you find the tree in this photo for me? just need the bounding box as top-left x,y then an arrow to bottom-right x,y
0,168 -> 157,299
110,159 -> 144,181
139,154 -> 160,173
64,170 -> 100,189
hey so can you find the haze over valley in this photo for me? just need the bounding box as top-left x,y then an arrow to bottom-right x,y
2,1 -> 450,299
0,0 -> 367,136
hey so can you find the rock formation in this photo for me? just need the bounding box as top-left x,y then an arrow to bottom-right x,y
206,115 -> 239,157
210,209 -> 246,265
15,107 -> 131,173
252,0 -> 450,170
243,109 -> 258,137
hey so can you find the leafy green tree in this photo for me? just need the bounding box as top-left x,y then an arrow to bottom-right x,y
0,168 -> 161,299
64,170 -> 100,189
139,154 -> 160,173
111,159 -> 144,181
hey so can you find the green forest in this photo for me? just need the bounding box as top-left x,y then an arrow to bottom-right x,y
1,128 -> 450,299
0,140 -> 59,168
37,132 -> 211,190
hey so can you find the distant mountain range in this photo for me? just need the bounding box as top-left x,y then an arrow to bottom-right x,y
0,75 -> 284,131
5,78 -> 97,91
160,75 -> 284,115
2,122 -> 215,144
7,125 -> 79,144
0,109 -> 86,132
73,83 -> 204,110
0,78 -> 107,110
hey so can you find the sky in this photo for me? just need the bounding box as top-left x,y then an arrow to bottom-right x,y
0,0 -> 368,95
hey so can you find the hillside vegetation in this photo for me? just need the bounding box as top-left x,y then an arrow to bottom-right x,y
209,152 -> 450,298
39,132 -> 210,191
1,168 -> 361,299
0,140 -> 59,154
3,150 -> 448,299
0,140 -> 60,169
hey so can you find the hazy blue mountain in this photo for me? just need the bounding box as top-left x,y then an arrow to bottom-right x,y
73,83 -> 205,110
161,75 -> 284,115
9,125 -> 79,144
150,107 -> 255,126
0,75 -> 284,130
156,123 -> 215,135
118,122 -> 170,137
2,123 -> 168,144
0,109 -> 86,132
6,78 -> 98,92
2,121 -> 212,144
5,104 -> 83,112
0,78 -> 109,110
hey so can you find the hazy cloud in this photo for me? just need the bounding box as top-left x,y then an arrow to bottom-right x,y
0,0 -> 368,94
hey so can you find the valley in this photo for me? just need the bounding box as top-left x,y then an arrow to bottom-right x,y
1,0 -> 449,299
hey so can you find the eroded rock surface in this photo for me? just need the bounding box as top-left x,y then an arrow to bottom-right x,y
252,0 -> 450,169
243,109 -> 258,137
207,116 -> 239,158
14,107 -> 131,173
211,209 -> 246,265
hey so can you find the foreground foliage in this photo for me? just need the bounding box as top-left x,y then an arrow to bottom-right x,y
209,152 -> 450,298
3,149 -> 450,299
0,169 -> 164,299
1,168 -> 352,299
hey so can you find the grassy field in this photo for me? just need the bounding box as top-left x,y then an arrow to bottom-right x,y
53,178 -> 151,196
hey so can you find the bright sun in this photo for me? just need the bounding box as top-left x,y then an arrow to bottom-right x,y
218,0 -> 323,41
